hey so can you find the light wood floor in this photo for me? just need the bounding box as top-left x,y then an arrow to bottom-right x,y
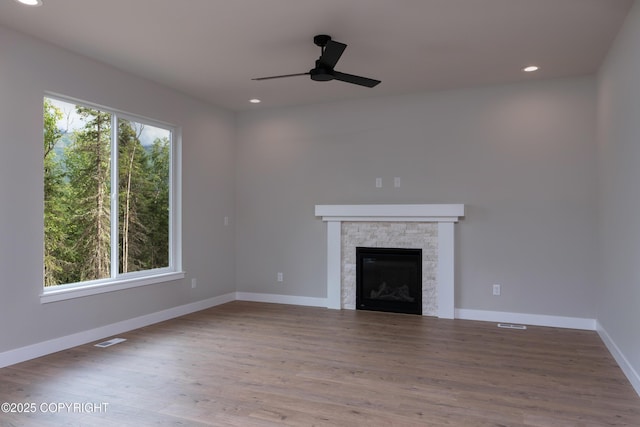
1,301 -> 639,426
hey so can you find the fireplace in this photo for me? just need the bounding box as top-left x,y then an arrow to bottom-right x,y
315,204 -> 464,318
356,247 -> 422,315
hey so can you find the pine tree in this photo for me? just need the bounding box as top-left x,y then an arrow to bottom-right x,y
144,136 -> 170,269
64,106 -> 112,282
43,99 -> 68,286
118,119 -> 150,273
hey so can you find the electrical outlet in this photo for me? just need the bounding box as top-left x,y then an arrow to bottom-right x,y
375,178 -> 382,188
492,284 -> 501,296
224,216 -> 229,226
277,272 -> 283,282
394,177 -> 401,188
191,278 -> 197,289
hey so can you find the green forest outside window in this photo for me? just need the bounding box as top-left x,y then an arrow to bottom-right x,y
43,95 -> 180,295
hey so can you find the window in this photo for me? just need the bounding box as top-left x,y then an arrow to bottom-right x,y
42,95 -> 182,301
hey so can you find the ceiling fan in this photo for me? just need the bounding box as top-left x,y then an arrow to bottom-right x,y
252,34 -> 381,88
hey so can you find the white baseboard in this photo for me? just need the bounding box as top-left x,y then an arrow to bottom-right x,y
235,292 -> 327,308
455,308 -> 597,330
597,321 -> 640,397
0,292 -> 235,369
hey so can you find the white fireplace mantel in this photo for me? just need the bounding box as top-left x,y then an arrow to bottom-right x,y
315,204 -> 464,319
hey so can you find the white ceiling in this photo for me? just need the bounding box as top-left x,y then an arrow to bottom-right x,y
0,0 -> 633,111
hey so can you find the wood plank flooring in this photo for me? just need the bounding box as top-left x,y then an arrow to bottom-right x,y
1,301 -> 639,426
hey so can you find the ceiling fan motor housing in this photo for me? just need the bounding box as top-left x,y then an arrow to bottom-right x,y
310,62 -> 334,81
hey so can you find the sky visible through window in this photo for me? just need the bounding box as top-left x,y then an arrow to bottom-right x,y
48,98 -> 169,146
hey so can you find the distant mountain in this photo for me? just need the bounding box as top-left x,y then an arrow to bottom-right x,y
52,131 -> 73,160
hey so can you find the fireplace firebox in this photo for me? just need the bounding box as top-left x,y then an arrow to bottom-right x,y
356,247 -> 422,315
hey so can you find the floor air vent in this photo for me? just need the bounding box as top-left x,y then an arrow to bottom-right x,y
497,323 -> 527,330
94,338 -> 127,348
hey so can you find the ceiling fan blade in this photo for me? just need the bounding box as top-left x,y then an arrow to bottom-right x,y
252,72 -> 310,81
332,71 -> 381,88
319,40 -> 346,68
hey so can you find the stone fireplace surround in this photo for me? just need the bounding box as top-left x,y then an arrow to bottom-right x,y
315,204 -> 464,319
344,223 -> 437,315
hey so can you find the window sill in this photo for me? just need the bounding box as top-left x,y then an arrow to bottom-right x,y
40,271 -> 186,304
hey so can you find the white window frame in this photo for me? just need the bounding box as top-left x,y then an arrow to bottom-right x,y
41,93 -> 184,304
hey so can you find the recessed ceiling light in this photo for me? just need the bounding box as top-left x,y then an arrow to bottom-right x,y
249,99 -> 261,104
15,0 -> 43,6
523,66 -> 539,73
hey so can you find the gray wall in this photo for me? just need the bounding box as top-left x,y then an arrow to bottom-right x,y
236,77 -> 599,318
0,25 -> 236,353
597,0 -> 640,382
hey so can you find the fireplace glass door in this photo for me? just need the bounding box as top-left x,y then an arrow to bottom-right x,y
356,247 -> 422,315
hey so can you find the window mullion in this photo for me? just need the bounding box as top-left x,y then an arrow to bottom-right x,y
110,114 -> 119,279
